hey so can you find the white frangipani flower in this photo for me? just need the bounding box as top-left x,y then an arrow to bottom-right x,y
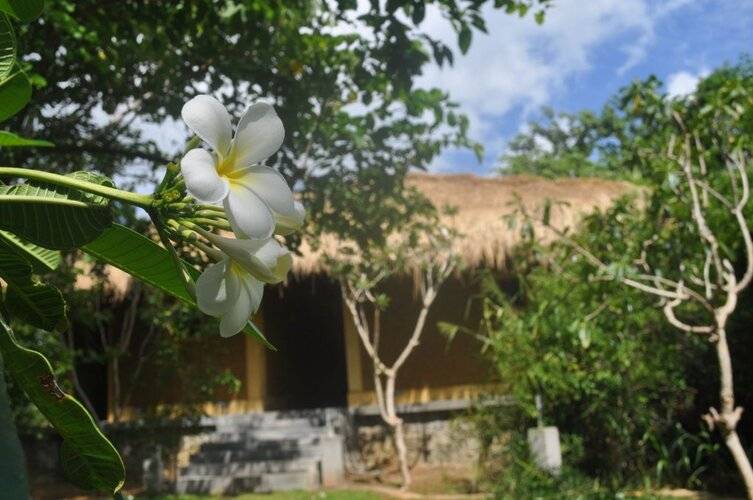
203,232 -> 293,284
195,233 -> 293,337
196,259 -> 264,338
180,95 -> 304,239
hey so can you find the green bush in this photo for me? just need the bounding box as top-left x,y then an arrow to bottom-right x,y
467,201 -> 707,483
458,58 -> 753,495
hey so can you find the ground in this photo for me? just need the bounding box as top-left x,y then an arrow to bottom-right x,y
32,465 -> 743,499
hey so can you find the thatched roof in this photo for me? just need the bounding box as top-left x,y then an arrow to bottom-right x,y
292,173 -> 634,275
71,173 -> 634,292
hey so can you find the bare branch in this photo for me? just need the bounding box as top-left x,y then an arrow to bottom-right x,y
662,296 -> 714,335
729,152 -> 753,292
680,134 -> 723,284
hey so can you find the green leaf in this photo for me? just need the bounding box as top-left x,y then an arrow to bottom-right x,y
0,0 -> 44,23
82,224 -> 273,348
5,280 -> 65,332
0,243 -> 65,331
83,224 -> 193,302
411,2 -> 425,24
0,318 -> 125,493
0,13 -> 15,82
0,347 -> 29,498
0,173 -> 113,250
0,230 -> 60,272
458,25 -> 472,54
0,71 -> 30,123
0,131 -> 53,147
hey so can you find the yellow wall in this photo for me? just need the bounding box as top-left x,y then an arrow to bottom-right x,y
343,273 -> 494,407
115,273 -> 495,419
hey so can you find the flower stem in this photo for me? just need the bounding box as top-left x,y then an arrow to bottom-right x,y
167,219 -> 224,261
193,210 -> 228,220
149,211 -> 195,297
189,217 -> 231,230
198,204 -> 225,213
0,167 -> 154,208
155,162 -> 179,194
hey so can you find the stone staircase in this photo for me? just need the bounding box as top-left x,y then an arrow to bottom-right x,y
176,409 -> 346,495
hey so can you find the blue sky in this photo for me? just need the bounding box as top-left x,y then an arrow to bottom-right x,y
420,0 -> 753,175
134,1 -> 753,186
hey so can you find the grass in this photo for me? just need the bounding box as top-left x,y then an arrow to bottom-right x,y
141,490 -> 381,500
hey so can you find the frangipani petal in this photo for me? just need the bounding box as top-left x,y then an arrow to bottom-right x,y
231,102 -> 285,166
252,238 -> 292,282
196,259 -> 240,316
203,235 -> 291,284
219,273 -> 264,337
182,95 -> 233,155
234,165 -> 296,217
275,201 -> 306,235
242,273 -> 264,313
181,148 -> 229,203
224,185 -> 275,239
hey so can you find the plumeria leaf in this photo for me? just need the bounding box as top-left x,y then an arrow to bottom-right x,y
0,13 -> 15,82
0,173 -> 113,250
0,342 -> 29,498
0,230 -> 60,272
82,224 -> 273,348
0,241 -> 65,331
0,71 -> 31,123
0,317 -> 125,493
0,0 -> 44,23
0,130 -> 53,147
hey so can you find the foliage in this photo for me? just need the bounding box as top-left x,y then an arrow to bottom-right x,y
500,106 -> 628,178
318,172 -> 459,487
0,315 -> 124,492
500,57 -> 753,182
5,0 -> 550,246
469,202 -> 704,482
488,433 -> 626,499
464,59 -> 753,494
0,0 -> 556,494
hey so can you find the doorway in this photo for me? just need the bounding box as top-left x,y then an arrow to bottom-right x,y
262,274 -> 348,410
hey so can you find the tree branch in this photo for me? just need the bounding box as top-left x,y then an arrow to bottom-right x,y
51,143 -> 170,164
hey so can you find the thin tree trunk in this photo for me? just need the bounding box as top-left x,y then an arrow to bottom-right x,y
393,418 -> 411,490
384,374 -> 411,489
714,328 -> 753,498
63,329 -> 99,421
726,431 -> 753,499
111,356 -> 121,423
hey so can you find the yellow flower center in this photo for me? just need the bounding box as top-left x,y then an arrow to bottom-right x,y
216,149 -> 248,180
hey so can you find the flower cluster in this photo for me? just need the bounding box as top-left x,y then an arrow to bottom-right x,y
179,95 -> 302,337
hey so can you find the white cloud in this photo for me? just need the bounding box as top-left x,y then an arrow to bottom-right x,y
666,69 -> 708,98
417,0 -> 690,172
617,0 -> 692,74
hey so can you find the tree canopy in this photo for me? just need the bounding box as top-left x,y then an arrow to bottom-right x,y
8,0 -> 550,228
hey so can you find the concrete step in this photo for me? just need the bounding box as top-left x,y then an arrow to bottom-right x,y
201,435 -> 323,450
210,410 -> 330,429
208,426 -> 332,442
213,418 -> 327,433
181,457 -> 320,477
189,444 -> 320,464
177,468 -> 318,495
177,409 -> 346,494
194,436 -> 320,456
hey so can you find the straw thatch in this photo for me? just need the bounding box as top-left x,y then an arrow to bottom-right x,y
70,172 -> 635,291
292,172 -> 635,275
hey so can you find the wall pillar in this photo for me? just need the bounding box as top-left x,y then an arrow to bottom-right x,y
342,305 -> 365,407
245,313 -> 267,411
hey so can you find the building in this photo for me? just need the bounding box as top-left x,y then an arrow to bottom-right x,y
113,172 -> 632,420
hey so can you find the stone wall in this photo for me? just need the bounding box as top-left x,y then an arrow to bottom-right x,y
342,406 -> 482,477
